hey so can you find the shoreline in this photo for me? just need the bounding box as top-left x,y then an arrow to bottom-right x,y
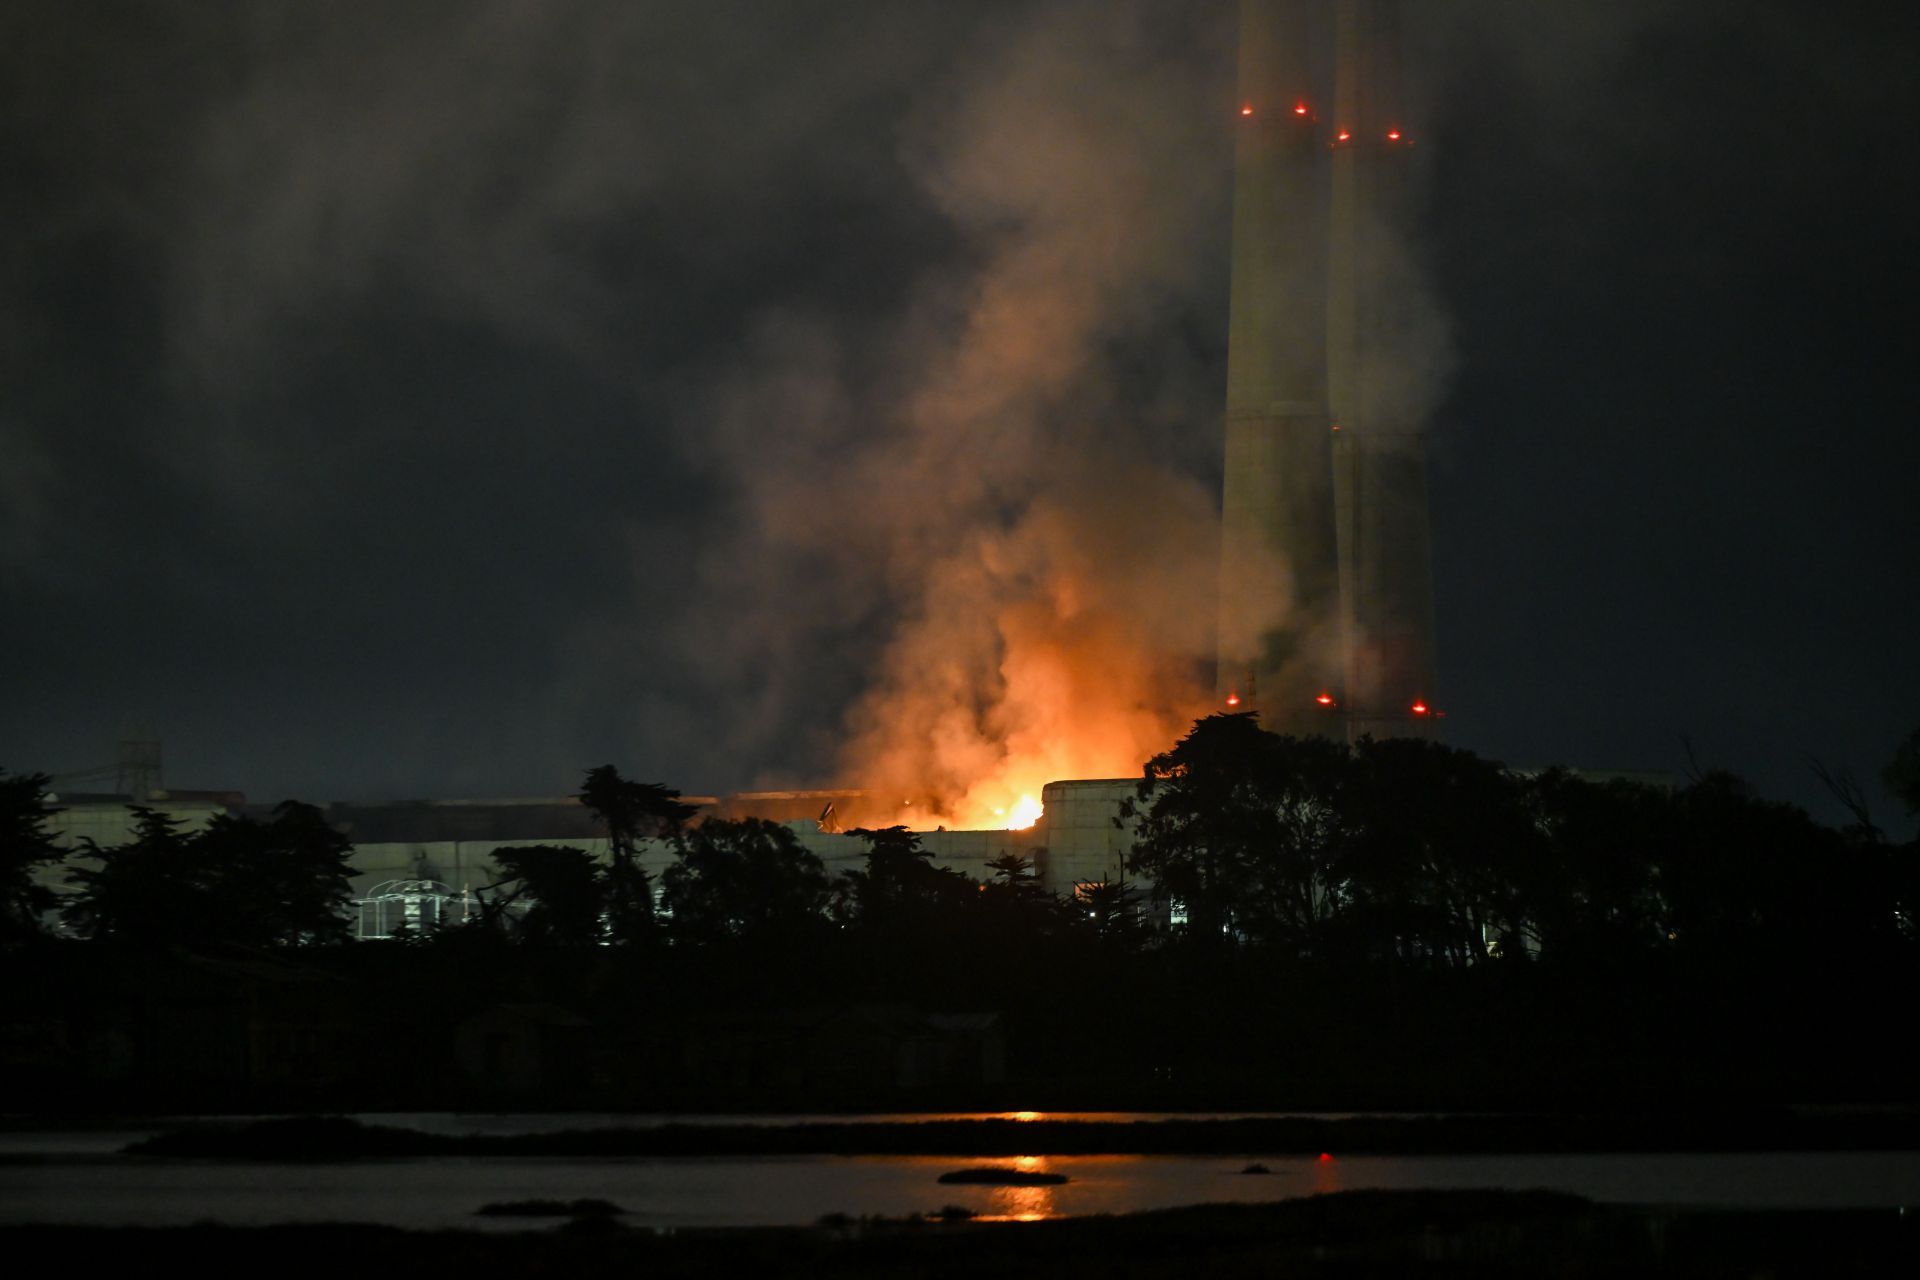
2,1192 -> 1912,1276
124,1111 -> 1920,1159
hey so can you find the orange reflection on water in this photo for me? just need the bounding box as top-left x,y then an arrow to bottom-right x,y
907,1153 -> 1159,1223
989,1156 -> 1057,1221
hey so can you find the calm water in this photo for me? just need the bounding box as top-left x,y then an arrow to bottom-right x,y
3,1116 -> 1918,1229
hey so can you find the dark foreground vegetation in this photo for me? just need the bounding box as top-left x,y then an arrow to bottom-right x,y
3,720 -> 1917,1112
3,1192 -> 1914,1278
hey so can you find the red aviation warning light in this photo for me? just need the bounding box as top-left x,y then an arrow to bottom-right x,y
1335,128 -> 1352,143
1293,101 -> 1309,117
1240,103 -> 1254,117
1225,691 -> 1242,708
1386,128 -> 1403,142
1410,700 -> 1431,716
1315,692 -> 1338,708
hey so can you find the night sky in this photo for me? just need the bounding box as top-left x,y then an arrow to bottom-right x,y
2,1 -> 1914,824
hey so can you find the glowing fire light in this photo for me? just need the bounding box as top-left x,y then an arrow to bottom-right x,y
1240,103 -> 1254,117
1007,795 -> 1044,830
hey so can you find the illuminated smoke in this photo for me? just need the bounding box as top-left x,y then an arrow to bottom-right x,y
838,468 -> 1223,829
680,1 -> 1233,825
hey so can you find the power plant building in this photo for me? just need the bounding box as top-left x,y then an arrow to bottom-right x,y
35,782 -> 1145,939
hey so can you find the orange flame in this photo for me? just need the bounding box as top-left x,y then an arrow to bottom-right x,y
1007,795 -> 1044,830
834,476 -> 1221,834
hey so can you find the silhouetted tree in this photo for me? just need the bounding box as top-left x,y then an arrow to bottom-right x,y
488,845 -> 607,946
1122,714 -> 1350,952
1070,877 -> 1147,946
982,852 -> 1057,913
63,802 -> 357,948
972,850 -> 1070,951
1337,737 -> 1542,965
1,769 -> 64,945
1653,771 -> 1896,961
63,807 -> 207,946
578,766 -> 697,944
1886,727 -> 1920,821
839,825 -> 974,925
1522,769 -> 1668,962
659,818 -> 831,945
195,802 -> 358,946
1877,728 -> 1920,942
983,852 -> 1043,896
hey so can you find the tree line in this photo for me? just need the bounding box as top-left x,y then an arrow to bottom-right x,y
0,762 -> 1107,954
4,722 -> 1918,971
1124,714 -> 1918,968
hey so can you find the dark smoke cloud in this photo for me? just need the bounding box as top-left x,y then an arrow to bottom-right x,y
0,1 -> 1913,824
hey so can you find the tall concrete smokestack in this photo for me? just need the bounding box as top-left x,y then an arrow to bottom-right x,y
1217,0 -> 1343,735
1328,0 -> 1439,738
1218,0 -> 1438,739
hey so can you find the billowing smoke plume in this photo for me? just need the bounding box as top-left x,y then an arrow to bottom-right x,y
838,470 -> 1223,826
673,2 -> 1233,825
